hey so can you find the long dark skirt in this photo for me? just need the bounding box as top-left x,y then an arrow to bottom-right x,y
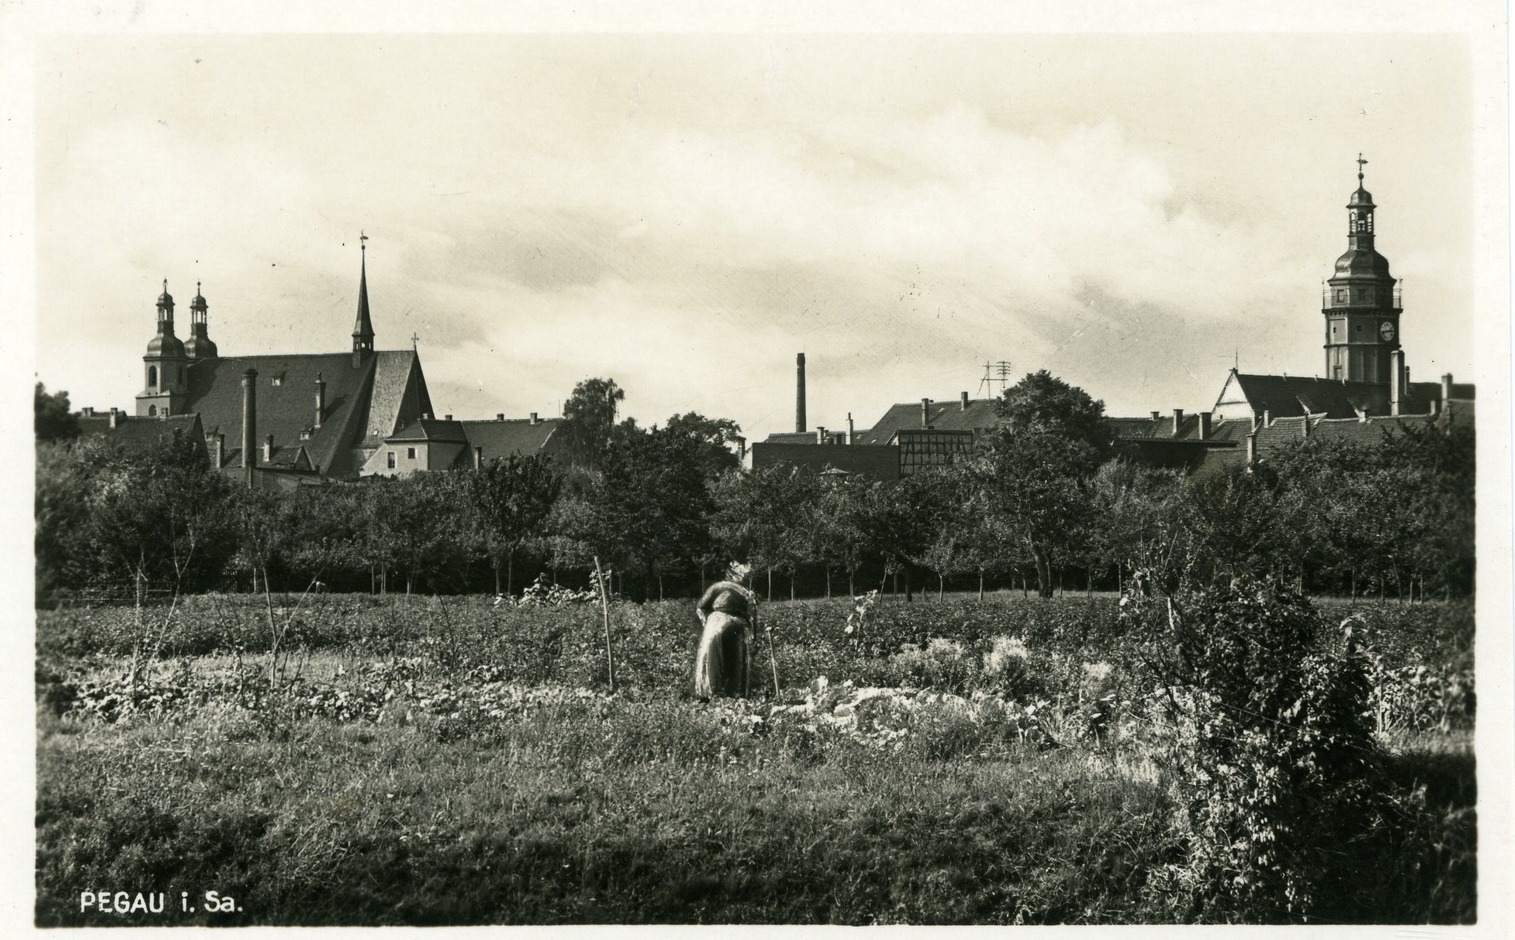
694,612 -> 749,699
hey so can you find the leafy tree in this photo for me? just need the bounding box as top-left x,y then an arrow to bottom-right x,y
712,465 -> 816,600
663,411 -> 743,480
34,382 -> 79,442
35,439 -> 96,601
1088,460 -> 1188,592
470,454 -> 561,595
558,377 -> 626,469
565,424 -> 714,599
995,369 -> 1114,461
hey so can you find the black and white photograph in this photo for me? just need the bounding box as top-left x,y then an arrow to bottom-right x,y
3,1 -> 1509,931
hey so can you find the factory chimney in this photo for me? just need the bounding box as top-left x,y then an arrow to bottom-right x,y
795,353 -> 807,434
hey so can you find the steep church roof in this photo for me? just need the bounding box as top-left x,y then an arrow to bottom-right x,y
456,417 -> 563,463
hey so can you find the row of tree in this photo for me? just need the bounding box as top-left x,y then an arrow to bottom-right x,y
34,373 -> 1474,605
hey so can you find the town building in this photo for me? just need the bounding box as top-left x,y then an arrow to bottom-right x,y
751,158 -> 1473,478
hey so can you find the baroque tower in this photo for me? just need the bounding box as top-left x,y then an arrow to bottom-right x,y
182,282 -> 218,361
136,280 -> 189,417
1322,155 -> 1402,384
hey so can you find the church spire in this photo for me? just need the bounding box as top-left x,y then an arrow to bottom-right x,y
352,233 -> 375,362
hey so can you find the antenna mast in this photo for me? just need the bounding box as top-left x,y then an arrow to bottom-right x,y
977,360 -> 1014,398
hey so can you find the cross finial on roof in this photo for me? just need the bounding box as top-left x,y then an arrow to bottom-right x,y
411,332 -> 420,350
1356,153 -> 1368,182
360,231 -> 367,253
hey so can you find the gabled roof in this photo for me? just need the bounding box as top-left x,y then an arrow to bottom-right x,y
1217,372 -> 1463,421
77,412 -> 208,465
856,398 -> 1000,445
1252,411 -> 1452,462
1106,413 -> 1247,443
387,417 -> 469,443
457,418 -> 562,462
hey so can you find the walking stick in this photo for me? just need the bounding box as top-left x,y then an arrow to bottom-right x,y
756,596 -> 779,696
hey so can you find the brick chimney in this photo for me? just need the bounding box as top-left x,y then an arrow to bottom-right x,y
960,391 -> 969,411
241,368 -> 258,477
795,353 -> 807,434
263,435 -> 274,463
473,446 -> 483,470
108,407 -> 120,429
314,371 -> 326,429
921,398 -> 931,428
529,412 -> 539,425
209,433 -> 224,469
1172,408 -> 1184,437
497,413 -> 505,421
846,413 -> 855,445
1441,372 -> 1454,402
1150,410 -> 1160,422
1197,412 -> 1212,440
816,426 -> 827,444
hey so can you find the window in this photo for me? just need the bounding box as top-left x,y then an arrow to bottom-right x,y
387,452 -> 396,469
148,405 -> 157,416
271,376 -> 282,387
407,447 -> 417,459
148,365 -> 158,387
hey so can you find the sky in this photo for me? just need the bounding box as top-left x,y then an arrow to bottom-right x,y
22,24 -> 1493,443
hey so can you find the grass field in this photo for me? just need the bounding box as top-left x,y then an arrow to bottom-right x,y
34,592 -> 1476,925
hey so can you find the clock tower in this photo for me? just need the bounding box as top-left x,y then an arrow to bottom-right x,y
1322,155 -> 1402,384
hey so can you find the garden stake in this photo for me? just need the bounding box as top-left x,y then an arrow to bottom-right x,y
593,555 -> 616,693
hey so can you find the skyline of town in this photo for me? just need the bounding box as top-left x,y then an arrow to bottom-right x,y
23,29 -> 1492,445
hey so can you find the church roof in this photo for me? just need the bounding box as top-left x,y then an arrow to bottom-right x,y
184,349 -> 427,478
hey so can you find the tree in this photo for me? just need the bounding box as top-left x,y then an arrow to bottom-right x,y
35,383 -> 79,442
471,453 -> 561,595
663,412 -> 743,480
558,377 -> 626,469
712,465 -> 815,601
1088,460 -> 1187,592
995,369 -> 1114,461
564,424 -> 715,599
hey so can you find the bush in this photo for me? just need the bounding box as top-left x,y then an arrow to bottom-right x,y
1123,580 -> 1381,922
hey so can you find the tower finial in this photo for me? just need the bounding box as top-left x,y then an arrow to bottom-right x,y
360,230 -> 368,253
1356,152 -> 1368,182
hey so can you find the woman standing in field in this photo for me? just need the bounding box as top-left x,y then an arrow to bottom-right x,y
694,572 -> 754,699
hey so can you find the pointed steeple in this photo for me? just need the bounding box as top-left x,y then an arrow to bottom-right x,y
352,233 -> 375,361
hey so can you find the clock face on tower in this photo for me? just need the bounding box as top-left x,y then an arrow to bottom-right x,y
1379,321 -> 1396,341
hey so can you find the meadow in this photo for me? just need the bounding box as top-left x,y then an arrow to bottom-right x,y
34,589 -> 1476,926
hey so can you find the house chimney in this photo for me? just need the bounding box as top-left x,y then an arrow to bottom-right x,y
1302,416 -> 1312,439
422,412 -> 432,421
921,398 -> 931,428
209,433 -> 224,469
1172,408 -> 1184,437
81,406 -> 94,417
473,446 -> 483,470
816,427 -> 827,445
1389,350 -> 1405,416
735,435 -> 747,461
1262,408 -> 1271,428
530,412 -> 539,425
444,414 -> 452,421
108,407 -> 120,429
1441,372 -> 1454,402
1246,431 -> 1257,466
496,413 -> 505,421
1150,410 -> 1160,422
241,368 -> 258,475
314,372 -> 326,429
263,435 -> 274,463
1198,411 -> 1212,440
846,413 -> 855,445
795,353 -> 807,434
960,391 -> 969,411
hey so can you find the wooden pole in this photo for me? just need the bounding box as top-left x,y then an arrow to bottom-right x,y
593,556 -> 616,693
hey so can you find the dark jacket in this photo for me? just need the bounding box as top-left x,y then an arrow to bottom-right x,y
697,581 -> 751,619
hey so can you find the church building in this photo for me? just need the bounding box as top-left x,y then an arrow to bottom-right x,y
134,240 -> 438,487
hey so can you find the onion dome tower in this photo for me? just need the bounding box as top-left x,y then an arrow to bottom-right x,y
136,279 -> 190,417
182,281 -> 219,361
1322,154 -> 1402,384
